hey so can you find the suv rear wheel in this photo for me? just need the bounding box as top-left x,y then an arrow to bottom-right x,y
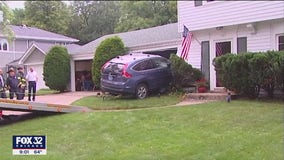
135,83 -> 148,99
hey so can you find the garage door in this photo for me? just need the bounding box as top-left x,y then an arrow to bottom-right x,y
27,64 -> 48,90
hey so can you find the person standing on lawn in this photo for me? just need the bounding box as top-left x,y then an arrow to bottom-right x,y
26,67 -> 38,101
16,66 -> 27,100
0,69 -> 7,120
6,68 -> 19,100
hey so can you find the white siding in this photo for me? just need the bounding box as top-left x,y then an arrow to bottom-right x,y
177,19 -> 284,89
178,1 -> 284,32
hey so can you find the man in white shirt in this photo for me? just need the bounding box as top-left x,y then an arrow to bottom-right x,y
26,67 -> 38,101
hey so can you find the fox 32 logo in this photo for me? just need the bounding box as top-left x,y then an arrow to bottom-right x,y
12,135 -> 47,155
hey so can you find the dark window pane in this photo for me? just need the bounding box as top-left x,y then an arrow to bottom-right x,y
216,41 -> 231,57
207,0 -> 215,2
279,36 -> 284,51
3,43 -> 7,51
194,0 -> 202,7
237,37 -> 247,54
0,44 -> 1,50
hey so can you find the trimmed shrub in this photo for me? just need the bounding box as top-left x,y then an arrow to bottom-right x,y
92,36 -> 125,87
43,46 -> 70,92
213,51 -> 284,98
169,54 -> 202,92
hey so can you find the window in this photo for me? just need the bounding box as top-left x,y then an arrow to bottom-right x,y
194,0 -> 203,7
278,35 -> 284,51
216,41 -> 231,57
207,0 -> 215,2
2,42 -> 7,51
152,58 -> 169,68
0,39 -> 9,51
237,37 -> 247,54
133,60 -> 155,71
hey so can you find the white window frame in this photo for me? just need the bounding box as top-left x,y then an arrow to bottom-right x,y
276,33 -> 284,51
0,39 -> 9,52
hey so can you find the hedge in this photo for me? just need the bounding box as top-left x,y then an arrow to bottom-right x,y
213,51 -> 284,98
43,46 -> 70,92
169,54 -> 202,92
92,36 -> 126,87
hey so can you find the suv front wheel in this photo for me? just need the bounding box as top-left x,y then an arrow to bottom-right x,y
135,83 -> 148,99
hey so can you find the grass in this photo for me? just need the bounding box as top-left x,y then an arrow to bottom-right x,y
72,94 -> 183,110
0,100 -> 283,160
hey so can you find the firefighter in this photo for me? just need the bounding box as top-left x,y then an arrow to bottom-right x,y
6,68 -> 19,100
16,66 -> 26,100
0,69 -> 7,120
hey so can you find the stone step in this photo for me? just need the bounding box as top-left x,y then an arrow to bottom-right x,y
183,92 -> 236,101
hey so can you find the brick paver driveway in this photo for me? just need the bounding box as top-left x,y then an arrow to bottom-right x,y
3,92 -> 98,115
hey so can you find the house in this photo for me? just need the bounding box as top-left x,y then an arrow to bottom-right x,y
177,1 -> 284,90
0,25 -> 79,90
69,23 -> 180,91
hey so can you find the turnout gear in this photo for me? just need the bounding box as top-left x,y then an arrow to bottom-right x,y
16,68 -> 26,100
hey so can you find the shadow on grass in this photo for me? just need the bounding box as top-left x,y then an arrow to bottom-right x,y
0,112 -> 62,127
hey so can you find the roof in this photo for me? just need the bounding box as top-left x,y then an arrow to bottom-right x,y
71,23 -> 180,55
0,25 -> 79,42
9,43 -> 80,65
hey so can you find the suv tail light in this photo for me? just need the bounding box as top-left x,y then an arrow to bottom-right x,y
122,64 -> 132,78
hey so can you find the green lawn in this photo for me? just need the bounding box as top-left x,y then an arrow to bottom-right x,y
72,94 -> 183,110
35,88 -> 60,96
0,100 -> 283,160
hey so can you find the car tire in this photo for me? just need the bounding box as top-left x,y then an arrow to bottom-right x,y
135,83 -> 148,99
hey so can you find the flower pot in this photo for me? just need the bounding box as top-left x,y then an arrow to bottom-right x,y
198,86 -> 207,93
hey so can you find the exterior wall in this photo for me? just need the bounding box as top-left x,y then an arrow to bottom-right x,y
178,1 -> 284,32
24,49 -> 45,64
26,64 -> 47,90
177,19 -> 284,90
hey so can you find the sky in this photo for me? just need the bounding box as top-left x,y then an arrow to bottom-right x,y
5,1 -> 72,9
6,1 -> 25,9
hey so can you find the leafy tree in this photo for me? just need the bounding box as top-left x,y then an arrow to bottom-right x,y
92,36 -> 125,87
67,1 -> 120,44
43,46 -> 70,92
24,1 -> 71,35
11,8 -> 25,25
0,2 -> 14,42
115,1 -> 177,32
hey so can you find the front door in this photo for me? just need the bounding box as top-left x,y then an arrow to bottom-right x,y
215,41 -> 231,87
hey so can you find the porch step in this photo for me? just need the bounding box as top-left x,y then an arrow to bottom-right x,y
212,87 -> 227,93
183,92 -> 235,101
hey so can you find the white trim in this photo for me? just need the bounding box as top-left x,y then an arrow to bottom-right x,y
19,44 -> 46,64
23,62 -> 44,66
0,34 -> 79,43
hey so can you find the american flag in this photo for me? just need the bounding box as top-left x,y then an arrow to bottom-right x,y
180,25 -> 193,60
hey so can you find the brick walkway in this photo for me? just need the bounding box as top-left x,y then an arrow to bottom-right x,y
2,92 -> 98,115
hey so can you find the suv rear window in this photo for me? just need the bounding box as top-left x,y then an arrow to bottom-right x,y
152,58 -> 169,68
133,59 -> 155,71
102,62 -> 124,75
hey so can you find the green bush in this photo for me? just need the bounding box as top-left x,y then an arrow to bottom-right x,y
169,54 -> 202,92
213,51 -> 284,98
92,36 -> 125,87
43,46 -> 70,92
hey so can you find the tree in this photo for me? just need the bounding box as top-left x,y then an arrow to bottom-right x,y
11,8 -> 25,25
0,2 -> 14,42
43,46 -> 70,92
24,1 -> 71,35
92,36 -> 125,87
67,1 -> 120,44
115,1 -> 177,32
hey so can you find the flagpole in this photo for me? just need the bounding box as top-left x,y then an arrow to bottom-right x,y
184,25 -> 201,46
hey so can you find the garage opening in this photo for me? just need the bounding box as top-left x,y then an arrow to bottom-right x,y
143,48 -> 177,59
75,60 -> 93,91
